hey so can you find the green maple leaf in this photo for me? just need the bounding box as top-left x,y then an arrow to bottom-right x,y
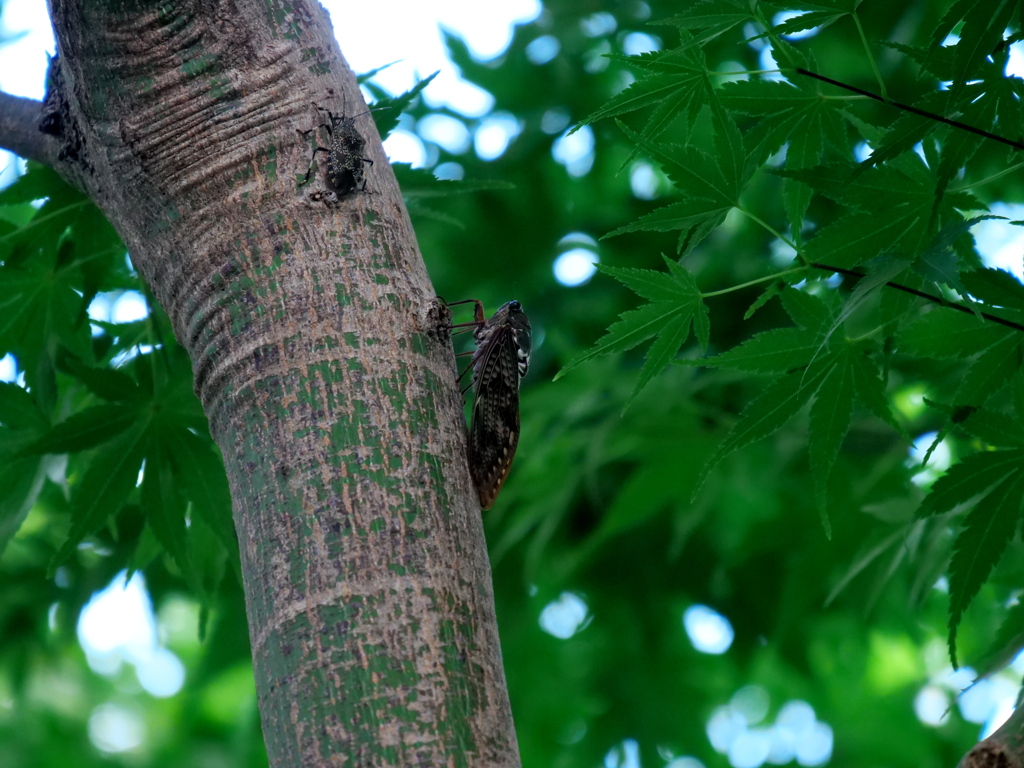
960,406 -> 1024,449
918,449 -> 1022,518
701,327 -> 819,373
141,414 -> 238,600
743,280 -> 783,320
575,46 -> 711,142
366,71 -> 438,139
807,339 -> 899,534
858,91 -> 949,169
883,40 -> 956,81
763,1 -> 854,37
164,423 -> 238,569
861,49 -> 1022,186
954,335 -> 1022,407
807,346 -> 855,537
53,423 -> 148,569
824,256 -> 913,342
555,258 -> 709,410
693,363 -> 828,502
912,217 -> 1000,298
935,79 -> 1018,189
947,471 -> 1024,667
20,403 -> 140,456
916,448 -> 1024,665
702,287 -> 833,374
720,71 -> 846,165
0,246 -> 94,388
657,0 -> 754,52
694,288 -> 832,495
972,600 -> 1024,681
899,310 -> 1013,359
933,0 -> 1016,97
0,382 -> 48,555
142,434 -> 200,597
609,105 -> 750,255
698,286 -> 897,532
962,267 -> 1024,312
779,156 -> 979,269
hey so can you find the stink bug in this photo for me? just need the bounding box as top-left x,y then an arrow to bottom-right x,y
300,105 -> 374,195
448,299 -> 532,510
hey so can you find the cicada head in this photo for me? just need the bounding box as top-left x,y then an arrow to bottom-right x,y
480,300 -> 531,379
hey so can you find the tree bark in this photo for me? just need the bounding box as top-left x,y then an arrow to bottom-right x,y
0,1 -> 521,765
958,705 -> 1024,768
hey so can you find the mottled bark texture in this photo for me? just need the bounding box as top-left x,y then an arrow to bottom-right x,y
15,0 -> 520,765
959,704 -> 1024,768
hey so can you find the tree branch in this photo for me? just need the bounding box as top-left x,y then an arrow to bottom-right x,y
0,92 -> 62,168
958,703 -> 1024,767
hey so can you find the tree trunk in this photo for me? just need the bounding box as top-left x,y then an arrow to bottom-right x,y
0,1 -> 520,764
958,705 -> 1024,768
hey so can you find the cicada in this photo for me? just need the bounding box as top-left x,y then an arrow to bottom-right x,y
448,299 -> 532,509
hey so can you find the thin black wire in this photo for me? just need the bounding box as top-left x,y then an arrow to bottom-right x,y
794,67 -> 1024,152
784,68 -> 1024,330
811,262 -> 1024,332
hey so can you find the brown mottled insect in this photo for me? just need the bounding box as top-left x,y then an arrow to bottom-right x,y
300,105 -> 374,195
448,299 -> 532,510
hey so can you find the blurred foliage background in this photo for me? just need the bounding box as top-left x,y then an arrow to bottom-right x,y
2,0 -> 1023,766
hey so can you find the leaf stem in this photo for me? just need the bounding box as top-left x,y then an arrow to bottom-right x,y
0,200 -> 91,244
701,266 -> 807,298
846,325 -> 887,343
736,206 -> 805,263
852,12 -> 887,100
708,68 -> 782,77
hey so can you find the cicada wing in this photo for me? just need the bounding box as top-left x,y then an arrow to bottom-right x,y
468,324 -> 522,510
